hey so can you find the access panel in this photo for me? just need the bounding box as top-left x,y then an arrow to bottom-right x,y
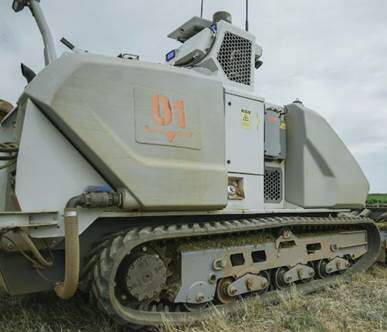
225,94 -> 264,175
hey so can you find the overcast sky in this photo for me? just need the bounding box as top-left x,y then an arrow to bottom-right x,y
0,0 -> 386,192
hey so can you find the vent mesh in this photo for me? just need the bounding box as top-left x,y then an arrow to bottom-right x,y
264,167 -> 282,203
217,32 -> 252,86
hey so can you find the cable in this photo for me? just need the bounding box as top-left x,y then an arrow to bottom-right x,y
35,267 -> 56,285
1,235 -> 43,268
1,234 -> 57,285
200,0 -> 204,18
19,229 -> 53,267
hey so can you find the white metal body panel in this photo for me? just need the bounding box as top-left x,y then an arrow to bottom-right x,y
225,93 -> 264,175
169,28 -> 213,66
16,101 -> 108,211
24,53 -> 227,211
197,21 -> 257,92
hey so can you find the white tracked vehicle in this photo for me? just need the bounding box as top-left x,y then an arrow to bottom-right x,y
0,1 -> 381,330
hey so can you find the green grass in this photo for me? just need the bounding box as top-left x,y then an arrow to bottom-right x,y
0,266 -> 386,332
368,194 -> 387,205
163,266 -> 387,332
0,292 -> 120,332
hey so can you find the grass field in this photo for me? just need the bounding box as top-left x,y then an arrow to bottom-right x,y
0,265 -> 386,332
368,194 -> 387,205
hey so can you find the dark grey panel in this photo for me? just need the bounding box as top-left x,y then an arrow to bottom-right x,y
264,167 -> 283,203
264,109 -> 286,160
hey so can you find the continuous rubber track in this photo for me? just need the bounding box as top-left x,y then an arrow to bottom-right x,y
86,215 -> 381,327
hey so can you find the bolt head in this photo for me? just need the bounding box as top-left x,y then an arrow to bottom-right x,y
228,185 -> 237,196
331,244 -> 338,252
229,287 -> 237,296
208,274 -> 217,284
245,278 -> 253,291
213,258 -> 226,271
196,293 -> 205,303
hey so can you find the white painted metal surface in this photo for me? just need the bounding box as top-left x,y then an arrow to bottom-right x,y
15,101 -> 108,211
225,93 -> 264,175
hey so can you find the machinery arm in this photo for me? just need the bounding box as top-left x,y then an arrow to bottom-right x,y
12,0 -> 57,65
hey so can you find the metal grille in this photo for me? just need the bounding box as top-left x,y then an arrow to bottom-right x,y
217,32 -> 252,86
264,167 -> 282,203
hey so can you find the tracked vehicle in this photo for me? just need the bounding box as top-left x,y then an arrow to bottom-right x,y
0,0 -> 381,329
365,201 -> 387,264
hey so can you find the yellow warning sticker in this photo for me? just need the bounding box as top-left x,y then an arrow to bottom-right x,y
280,122 -> 286,130
241,110 -> 251,129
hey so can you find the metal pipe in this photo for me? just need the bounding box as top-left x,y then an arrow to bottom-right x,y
54,195 -> 83,299
54,207 -> 80,300
29,0 -> 57,65
54,192 -> 121,300
18,230 -> 53,268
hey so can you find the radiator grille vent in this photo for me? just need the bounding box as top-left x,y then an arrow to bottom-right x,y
264,167 -> 282,203
217,32 -> 252,86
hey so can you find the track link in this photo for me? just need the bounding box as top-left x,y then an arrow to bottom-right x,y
86,215 -> 381,327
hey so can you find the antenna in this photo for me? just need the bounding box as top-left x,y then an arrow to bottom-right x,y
200,0 -> 204,18
245,0 -> 249,31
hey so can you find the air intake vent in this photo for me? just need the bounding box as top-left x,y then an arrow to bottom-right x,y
264,167 -> 282,203
217,32 -> 252,86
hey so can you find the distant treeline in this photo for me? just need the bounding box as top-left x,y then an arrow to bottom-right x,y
368,194 -> 387,205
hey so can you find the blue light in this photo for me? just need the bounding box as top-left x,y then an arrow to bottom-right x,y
166,50 -> 176,62
84,185 -> 112,193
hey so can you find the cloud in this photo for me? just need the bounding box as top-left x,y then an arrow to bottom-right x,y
0,0 -> 386,192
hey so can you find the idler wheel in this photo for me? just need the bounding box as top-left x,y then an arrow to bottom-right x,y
273,267 -> 290,290
216,277 -> 235,304
316,259 -> 330,279
183,302 -> 210,312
